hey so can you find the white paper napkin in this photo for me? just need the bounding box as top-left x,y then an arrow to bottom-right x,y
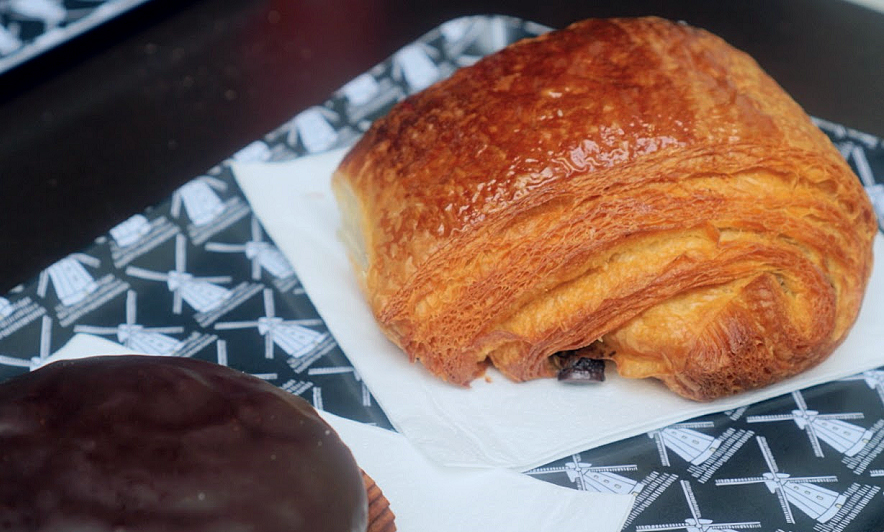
43,334 -> 635,532
233,149 -> 884,471
322,411 -> 633,532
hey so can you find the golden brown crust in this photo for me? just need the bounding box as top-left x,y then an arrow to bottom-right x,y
332,17 -> 876,400
362,470 -> 397,532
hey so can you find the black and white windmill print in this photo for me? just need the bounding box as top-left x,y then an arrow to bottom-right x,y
109,214 -> 152,248
0,314 -> 52,371
283,105 -> 361,155
335,70 -> 405,128
645,421 -> 755,485
747,390 -> 872,459
106,213 -> 180,269
286,106 -> 340,154
126,234 -> 231,316
648,422 -> 723,468
391,43 -> 447,93
437,15 -> 513,65
0,293 -> 46,341
527,454 -> 645,495
73,290 -> 186,356
171,175 -> 251,245
636,480 -> 762,532
307,363 -> 376,410
716,436 -> 846,525
214,287 -> 328,362
172,177 -> 228,227
36,253 -> 128,327
125,234 -> 262,328
231,140 -> 273,164
37,253 -> 100,307
231,138 -> 303,164
205,215 -> 299,292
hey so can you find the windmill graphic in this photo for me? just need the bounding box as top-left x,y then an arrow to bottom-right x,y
36,253 -> 129,327
232,140 -> 272,163
649,422 -> 722,466
439,16 -> 512,65
109,214 -> 152,248
0,297 -> 13,319
746,390 -> 871,457
171,177 -> 228,227
715,436 -> 846,524
214,288 -> 327,359
339,72 -> 382,109
126,234 -> 232,315
37,254 -> 100,307
308,365 -> 375,407
635,480 -> 761,532
287,106 -> 341,154
527,454 -> 644,495
0,294 -> 47,341
205,216 -> 295,281
73,291 -> 183,355
393,43 -> 443,92
0,315 -> 54,371
0,21 -> 22,56
336,70 -> 405,126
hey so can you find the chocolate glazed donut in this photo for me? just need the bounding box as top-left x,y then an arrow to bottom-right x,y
0,356 -> 369,532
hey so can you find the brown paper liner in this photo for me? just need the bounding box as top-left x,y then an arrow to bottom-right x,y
362,470 -> 397,532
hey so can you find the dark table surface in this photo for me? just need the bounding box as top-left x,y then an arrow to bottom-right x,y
1,0 -> 883,293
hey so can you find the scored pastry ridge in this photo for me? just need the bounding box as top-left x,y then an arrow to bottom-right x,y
332,17 -> 877,400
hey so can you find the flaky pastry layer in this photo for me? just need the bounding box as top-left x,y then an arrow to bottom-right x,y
331,17 -> 876,400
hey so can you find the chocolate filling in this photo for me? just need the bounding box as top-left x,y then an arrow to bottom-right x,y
553,350 -> 607,383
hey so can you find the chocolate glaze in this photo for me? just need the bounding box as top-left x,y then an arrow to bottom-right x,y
0,355 -> 368,532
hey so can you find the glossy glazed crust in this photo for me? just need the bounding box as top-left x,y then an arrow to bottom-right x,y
332,17 -> 876,400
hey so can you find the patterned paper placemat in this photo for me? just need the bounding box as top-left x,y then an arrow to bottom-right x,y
0,0 -> 152,75
1,15 -> 883,531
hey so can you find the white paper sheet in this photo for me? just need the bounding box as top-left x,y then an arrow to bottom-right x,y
322,411 -> 634,532
44,334 -> 635,532
233,148 -> 884,471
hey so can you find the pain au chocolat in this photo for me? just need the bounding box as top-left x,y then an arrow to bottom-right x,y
331,17 -> 876,400
0,356 -> 395,532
